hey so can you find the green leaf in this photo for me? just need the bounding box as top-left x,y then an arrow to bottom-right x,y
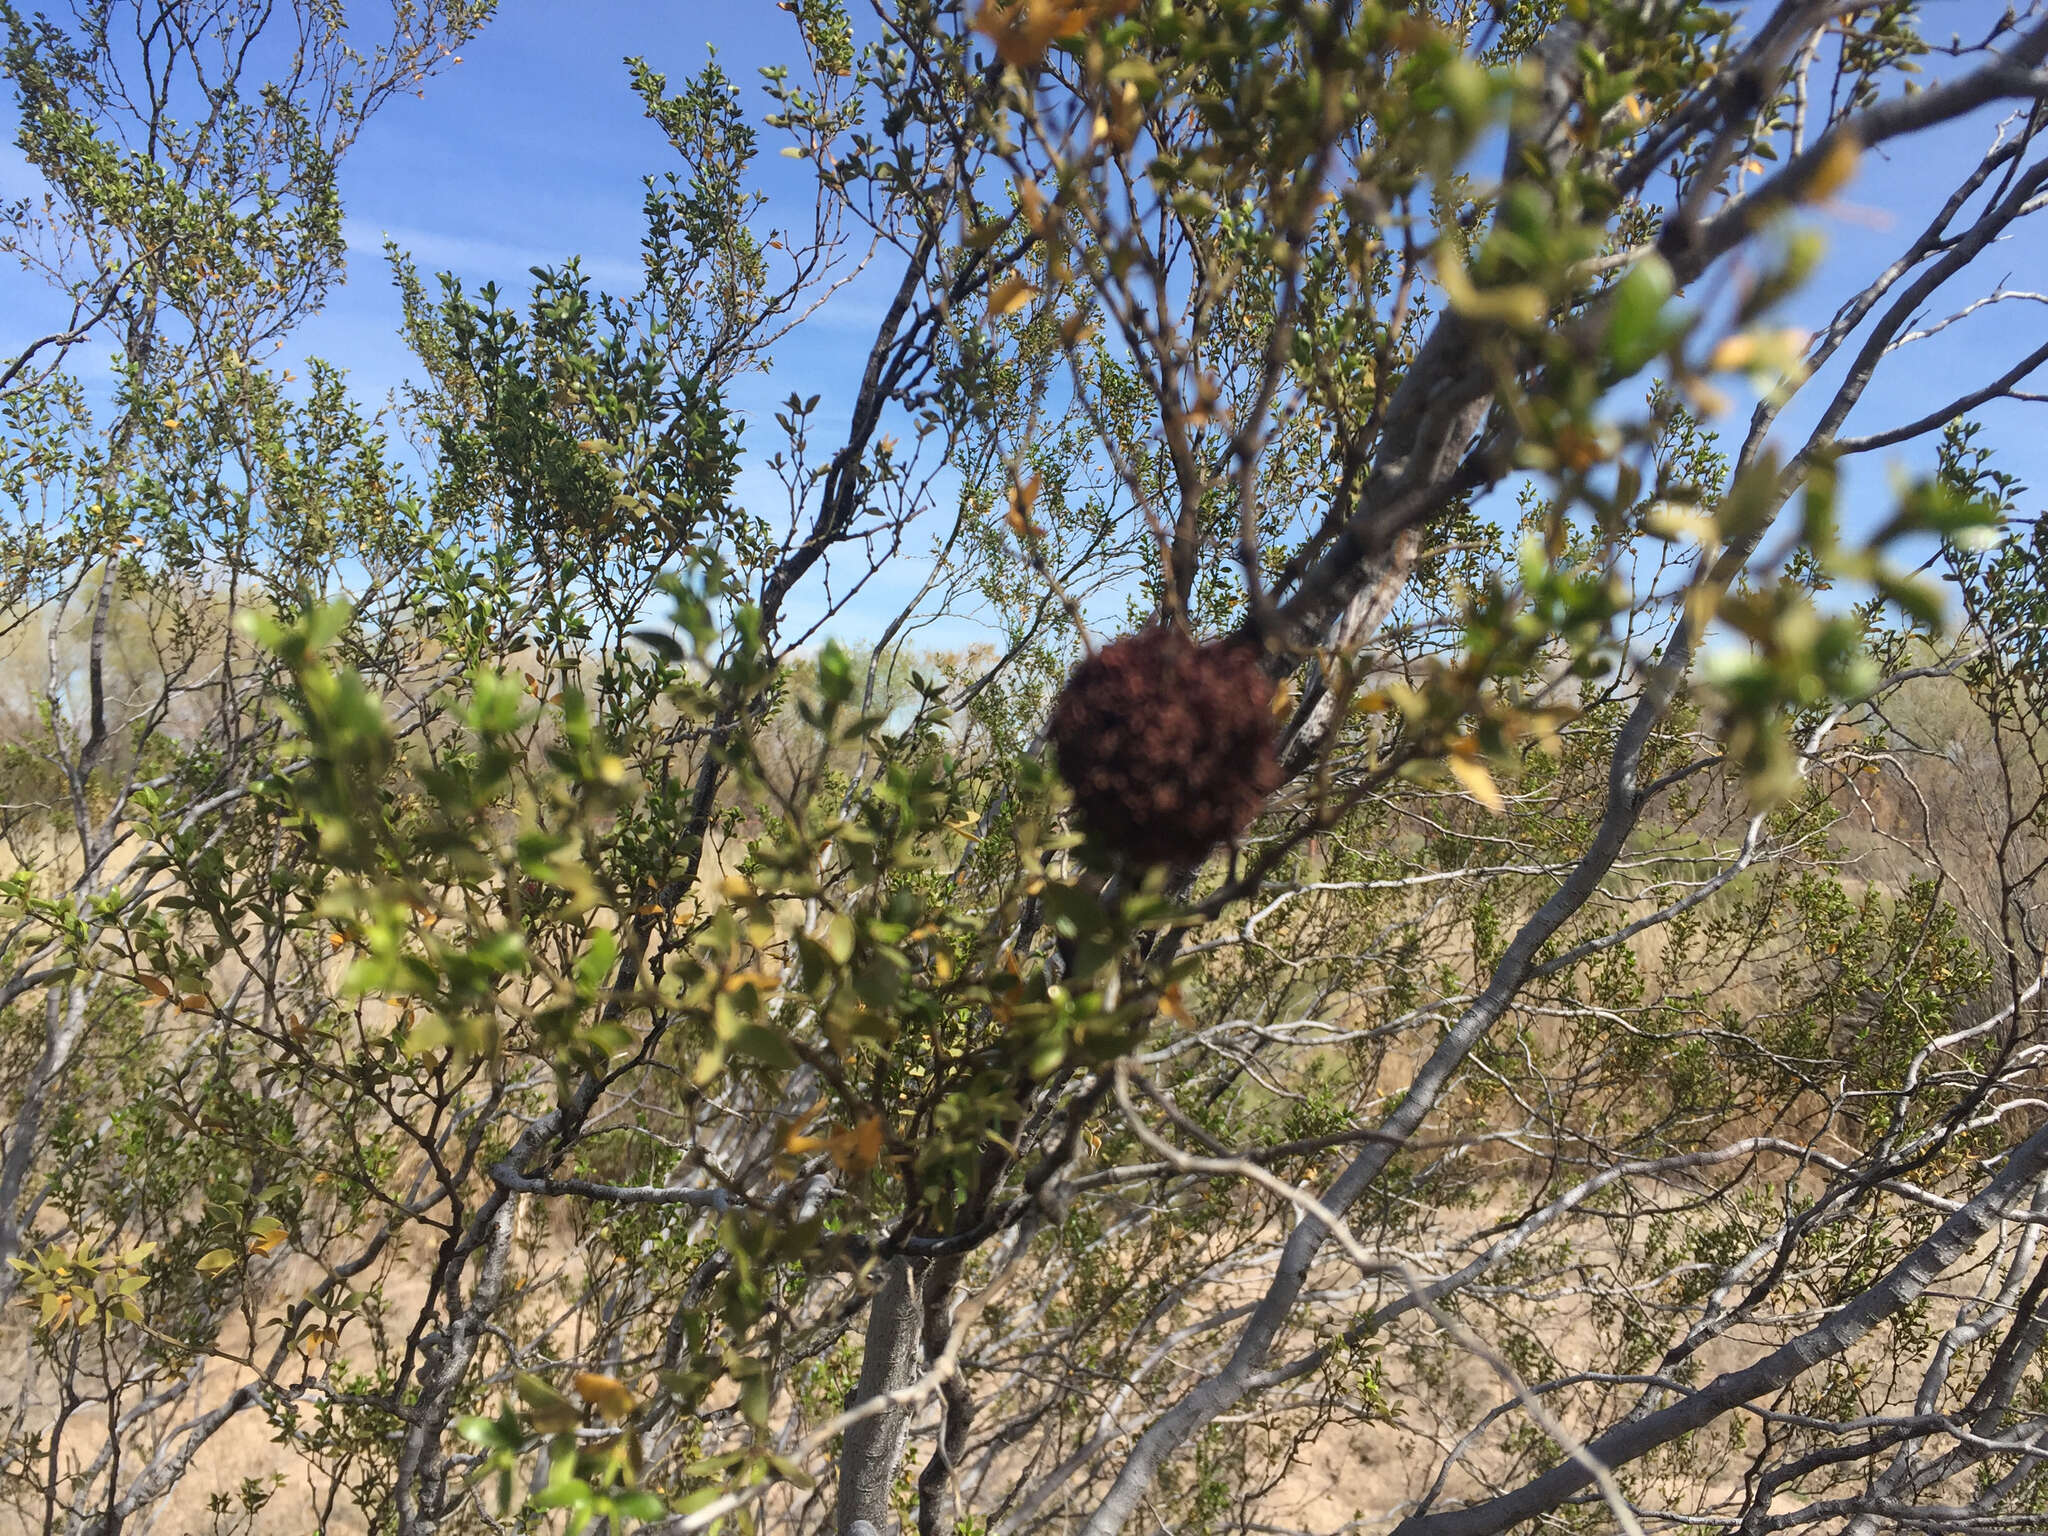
824,913 -> 856,965
817,641 -> 855,706
1605,253 -> 1676,375
517,1371 -> 584,1433
731,1024 -> 799,1070
456,1415 -> 513,1451
575,927 -> 619,994
529,1479 -> 593,1511
613,1490 -> 668,1521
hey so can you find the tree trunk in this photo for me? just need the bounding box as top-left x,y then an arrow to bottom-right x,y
838,1257 -> 924,1536
0,983 -> 91,1297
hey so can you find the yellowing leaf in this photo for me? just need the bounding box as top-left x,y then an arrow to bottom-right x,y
989,274 -> 1039,317
1437,254 -> 1546,330
1644,503 -> 1718,547
783,1100 -> 826,1156
195,1248 -> 238,1277
1801,133 -> 1861,202
829,1114 -> 886,1174
1708,334 -> 1759,371
1679,378 -> 1733,418
574,1371 -> 639,1420
1708,328 -> 1811,380
1016,180 -> 1050,235
1447,754 -> 1506,814
1517,707 -> 1576,757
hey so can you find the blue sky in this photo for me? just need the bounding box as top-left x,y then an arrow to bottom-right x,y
7,1 -> 2043,644
302,5 -> 844,395
310,0 -> 2048,635
295,4 -> 957,643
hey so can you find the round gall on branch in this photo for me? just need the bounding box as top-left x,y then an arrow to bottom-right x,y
1049,626 -> 1282,869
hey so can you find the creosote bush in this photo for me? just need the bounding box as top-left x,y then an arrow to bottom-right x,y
5,3 -> 2048,1536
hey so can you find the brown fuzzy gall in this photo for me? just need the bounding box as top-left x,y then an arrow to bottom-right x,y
1048,626 -> 1282,868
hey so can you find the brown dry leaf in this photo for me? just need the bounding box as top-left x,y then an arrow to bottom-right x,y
1017,180 -> 1052,237
1555,424 -> 1609,473
989,273 -> 1040,317
1005,473 -> 1045,538
972,0 -> 1126,69
829,1114 -> 885,1174
782,1099 -> 827,1156
852,1114 -> 885,1170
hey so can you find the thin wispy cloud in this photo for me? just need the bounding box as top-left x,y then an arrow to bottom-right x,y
342,218 -> 644,295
